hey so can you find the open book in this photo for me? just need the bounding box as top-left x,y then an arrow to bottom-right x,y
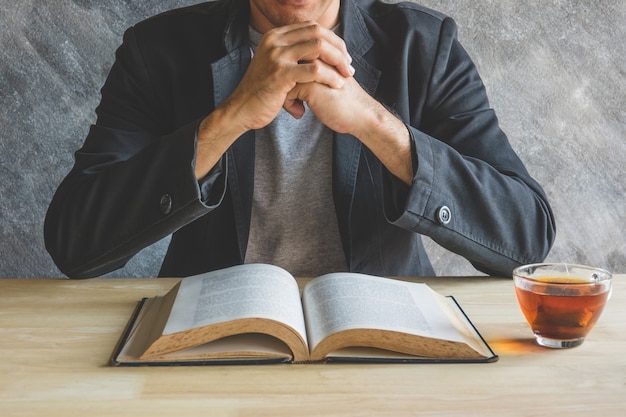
111,264 -> 497,365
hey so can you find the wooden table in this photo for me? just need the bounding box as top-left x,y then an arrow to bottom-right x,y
1,275 -> 624,416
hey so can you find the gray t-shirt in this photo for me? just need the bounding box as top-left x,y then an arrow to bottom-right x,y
244,28 -> 347,276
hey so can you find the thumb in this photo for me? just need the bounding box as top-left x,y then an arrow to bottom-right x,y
283,98 -> 306,119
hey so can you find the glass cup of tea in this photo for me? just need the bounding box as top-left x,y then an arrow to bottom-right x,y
513,263 -> 612,348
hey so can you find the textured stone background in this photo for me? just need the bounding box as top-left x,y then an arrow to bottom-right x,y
1,0 -> 624,278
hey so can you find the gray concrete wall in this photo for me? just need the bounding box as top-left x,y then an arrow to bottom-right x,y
1,0 -> 624,278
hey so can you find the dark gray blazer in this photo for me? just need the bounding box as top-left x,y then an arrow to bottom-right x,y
45,0 -> 556,278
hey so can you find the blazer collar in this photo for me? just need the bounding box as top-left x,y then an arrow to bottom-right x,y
222,0 -> 251,53
340,0 -> 380,94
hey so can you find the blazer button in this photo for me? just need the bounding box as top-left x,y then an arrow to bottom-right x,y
437,206 -> 451,225
160,194 -> 173,215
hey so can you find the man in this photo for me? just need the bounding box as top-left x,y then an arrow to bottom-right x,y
44,0 -> 556,279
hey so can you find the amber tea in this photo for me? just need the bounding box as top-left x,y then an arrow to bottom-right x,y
515,279 -> 609,339
513,264 -> 612,348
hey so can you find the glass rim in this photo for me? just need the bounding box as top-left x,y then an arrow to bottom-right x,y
513,262 -> 612,284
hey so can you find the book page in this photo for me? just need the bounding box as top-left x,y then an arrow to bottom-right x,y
301,273 -> 470,352
162,264 -> 308,346
148,334 -> 293,361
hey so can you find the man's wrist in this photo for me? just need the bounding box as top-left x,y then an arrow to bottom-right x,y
195,106 -> 246,179
356,102 -> 414,185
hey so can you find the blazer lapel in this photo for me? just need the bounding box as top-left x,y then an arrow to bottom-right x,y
333,0 -> 381,268
210,46 -> 255,262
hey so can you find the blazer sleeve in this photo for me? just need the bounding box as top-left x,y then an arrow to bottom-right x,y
385,17 -> 556,276
44,26 -> 227,278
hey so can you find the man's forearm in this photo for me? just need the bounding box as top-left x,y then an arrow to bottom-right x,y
353,101 -> 414,186
195,103 -> 248,180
